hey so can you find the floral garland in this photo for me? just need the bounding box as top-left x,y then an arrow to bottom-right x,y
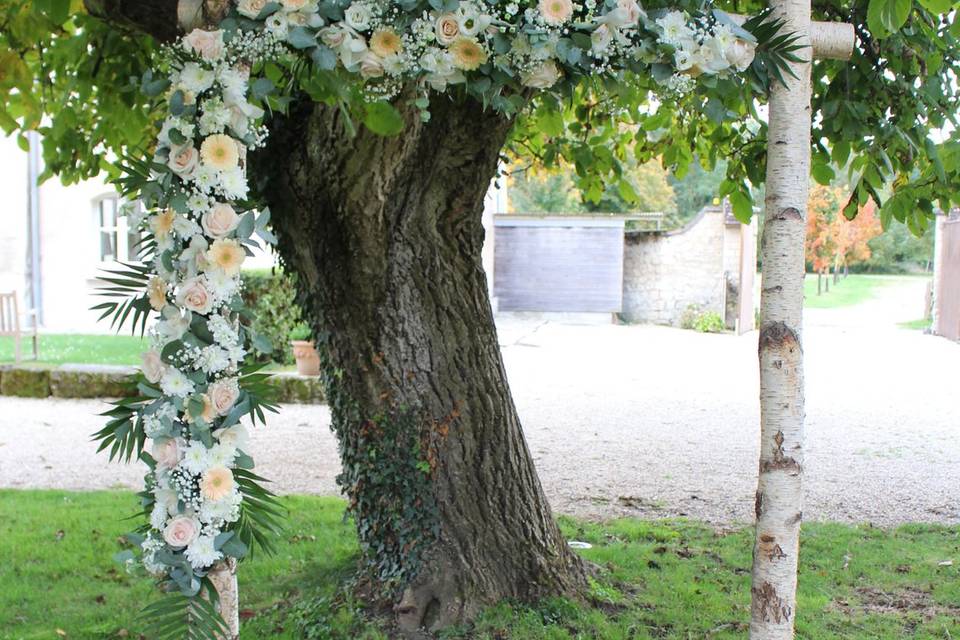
93,0 -> 767,635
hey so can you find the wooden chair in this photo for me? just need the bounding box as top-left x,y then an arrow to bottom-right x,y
0,292 -> 39,363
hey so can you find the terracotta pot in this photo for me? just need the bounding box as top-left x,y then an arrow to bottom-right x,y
290,340 -> 320,376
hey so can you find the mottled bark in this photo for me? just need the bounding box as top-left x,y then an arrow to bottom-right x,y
254,95 -> 586,631
751,0 -> 812,636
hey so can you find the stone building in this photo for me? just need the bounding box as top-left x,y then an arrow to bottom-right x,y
621,203 -> 756,331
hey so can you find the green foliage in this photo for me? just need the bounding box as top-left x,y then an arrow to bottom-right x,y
289,322 -> 312,341
4,490 -> 959,639
241,269 -> 304,365
679,304 -> 726,332
861,221 -> 935,273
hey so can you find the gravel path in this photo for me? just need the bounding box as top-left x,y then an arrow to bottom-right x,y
1,277 -> 957,526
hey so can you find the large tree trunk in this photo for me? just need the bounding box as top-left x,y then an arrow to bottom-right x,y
750,0 -> 811,635
254,94 -> 586,632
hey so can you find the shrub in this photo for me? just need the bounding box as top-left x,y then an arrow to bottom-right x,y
242,268 -> 303,365
679,304 -> 726,333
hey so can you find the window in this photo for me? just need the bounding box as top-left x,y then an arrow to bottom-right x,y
94,194 -> 141,263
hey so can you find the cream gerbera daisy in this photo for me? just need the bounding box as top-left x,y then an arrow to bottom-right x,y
200,466 -> 235,501
449,37 -> 488,71
539,0 -> 573,24
206,238 -> 246,276
370,29 -> 402,57
150,208 -> 176,240
200,134 -> 240,170
147,276 -> 168,311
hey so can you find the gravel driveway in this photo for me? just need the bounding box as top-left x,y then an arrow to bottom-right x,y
1,277 -> 957,526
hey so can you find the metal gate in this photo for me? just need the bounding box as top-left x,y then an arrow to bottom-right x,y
935,218 -> 960,340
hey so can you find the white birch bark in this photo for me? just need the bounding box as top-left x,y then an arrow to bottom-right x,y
208,559 -> 240,639
750,0 -> 812,636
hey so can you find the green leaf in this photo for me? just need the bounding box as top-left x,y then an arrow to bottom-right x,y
286,26 -> 317,49
867,0 -> 912,37
812,162 -> 835,185
730,190 -> 754,224
917,0 -> 950,12
362,102 -> 405,136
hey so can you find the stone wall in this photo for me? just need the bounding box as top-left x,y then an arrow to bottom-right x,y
621,205 -> 728,326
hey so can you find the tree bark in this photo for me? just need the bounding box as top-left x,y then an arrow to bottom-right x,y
253,94 -> 586,632
751,0 -> 811,636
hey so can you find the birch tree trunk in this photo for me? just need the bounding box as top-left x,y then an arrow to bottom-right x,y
750,0 -> 811,636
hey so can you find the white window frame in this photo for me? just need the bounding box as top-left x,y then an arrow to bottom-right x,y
92,193 -> 141,265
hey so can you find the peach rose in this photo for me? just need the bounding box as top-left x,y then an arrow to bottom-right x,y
176,276 -> 214,314
163,515 -> 200,548
237,0 -> 268,19
201,203 -> 240,239
435,13 -> 460,45
183,29 -> 224,61
167,144 -> 199,178
282,0 -> 309,9
152,438 -> 181,469
208,378 -> 240,416
617,0 -> 644,24
141,350 -> 166,384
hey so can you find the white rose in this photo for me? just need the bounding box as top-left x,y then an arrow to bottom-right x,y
320,25 -> 348,49
237,0 -> 268,19
201,203 -> 240,239
183,29 -> 225,61
140,350 -> 166,384
344,3 -> 372,30
167,144 -> 200,178
521,59 -> 562,89
725,38 -> 756,72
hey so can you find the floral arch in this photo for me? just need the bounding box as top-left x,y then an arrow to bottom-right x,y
91,0 -> 798,635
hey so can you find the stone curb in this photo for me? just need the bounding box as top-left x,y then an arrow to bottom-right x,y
0,364 -> 325,404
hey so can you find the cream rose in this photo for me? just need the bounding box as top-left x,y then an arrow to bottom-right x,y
237,0 -> 268,19
617,0 -> 644,24
141,350 -> 166,384
320,25 -> 348,49
282,0 -> 309,9
208,378 -> 240,416
152,438 -> 181,469
435,13 -> 460,45
521,59 -> 562,89
176,276 -> 214,314
183,29 -> 224,61
167,144 -> 199,178
163,515 -> 201,548
538,0 -> 573,25
359,52 -> 385,79
202,203 -> 240,239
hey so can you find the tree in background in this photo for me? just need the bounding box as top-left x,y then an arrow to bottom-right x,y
805,184 -> 882,290
507,158 -> 676,217
668,157 -> 728,221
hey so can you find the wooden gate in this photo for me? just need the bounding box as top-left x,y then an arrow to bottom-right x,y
935,217 -> 960,340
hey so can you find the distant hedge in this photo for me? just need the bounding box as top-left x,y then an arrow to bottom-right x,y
242,268 -> 303,365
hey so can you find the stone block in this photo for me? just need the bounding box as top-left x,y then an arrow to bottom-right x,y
49,364 -> 137,399
0,366 -> 52,398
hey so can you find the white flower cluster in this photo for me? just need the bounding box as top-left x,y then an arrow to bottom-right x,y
231,0 -> 755,102
122,27 -> 282,579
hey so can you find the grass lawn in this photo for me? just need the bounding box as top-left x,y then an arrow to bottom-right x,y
0,334 -> 144,366
898,318 -> 932,331
802,274 -> 905,309
2,491 -> 958,639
